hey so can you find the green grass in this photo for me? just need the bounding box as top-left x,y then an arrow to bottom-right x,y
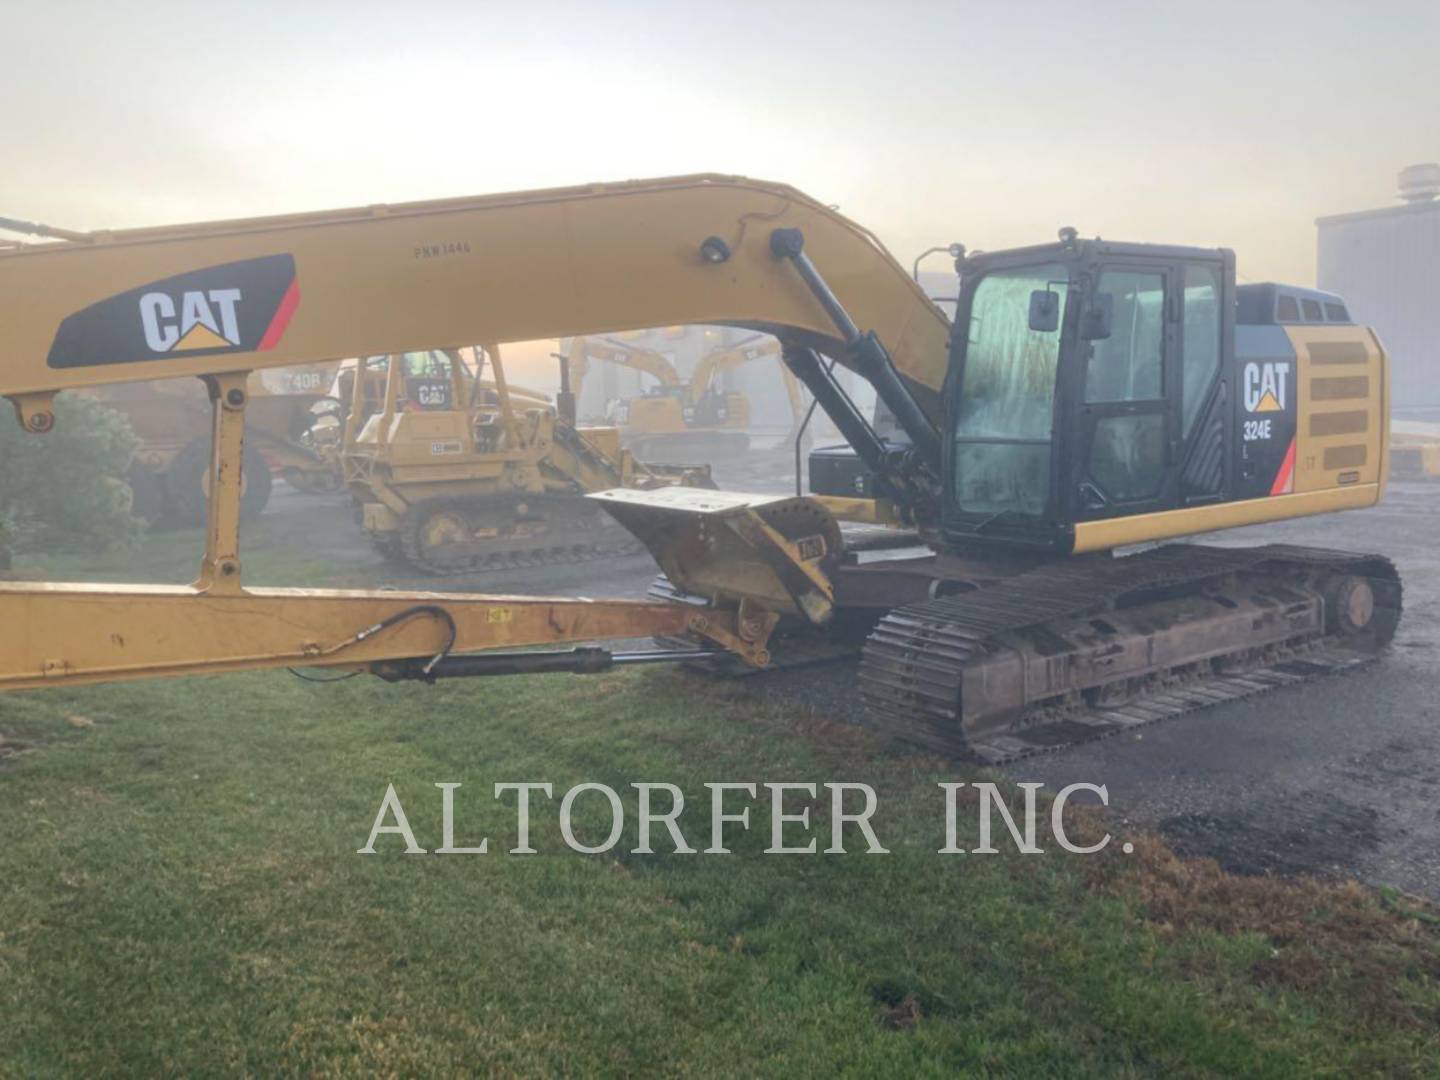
13,519 -> 344,587
2,668 -> 1437,1076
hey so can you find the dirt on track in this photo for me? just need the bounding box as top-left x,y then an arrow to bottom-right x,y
250,451 -> 1440,900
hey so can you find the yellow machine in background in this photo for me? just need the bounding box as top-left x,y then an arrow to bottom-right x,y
1390,422 -> 1440,478
669,334 -> 811,455
89,361 -> 343,522
343,344 -> 712,573
336,349 -> 553,434
569,332 -> 809,459
564,335 -> 683,406
0,174 -> 1402,762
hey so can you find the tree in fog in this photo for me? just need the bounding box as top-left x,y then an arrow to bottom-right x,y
0,393 -> 143,563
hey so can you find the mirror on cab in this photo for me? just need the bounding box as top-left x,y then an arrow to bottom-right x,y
1080,292 -> 1114,340
1027,289 -> 1060,333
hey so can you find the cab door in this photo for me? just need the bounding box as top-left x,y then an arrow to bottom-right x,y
1065,264 -> 1181,521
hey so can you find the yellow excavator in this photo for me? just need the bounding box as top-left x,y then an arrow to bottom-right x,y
632,333 -> 810,459
565,335 -> 684,409
0,176 -> 1400,760
341,343 -> 712,573
570,332 -> 809,459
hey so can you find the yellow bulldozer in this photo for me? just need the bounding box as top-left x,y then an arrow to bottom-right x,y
0,175 -> 1401,762
341,343 -> 713,573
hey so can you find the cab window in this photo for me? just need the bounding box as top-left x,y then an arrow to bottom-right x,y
1080,270 -> 1167,507
1181,264 -> 1222,436
1084,271 -> 1164,403
403,351 -> 455,410
951,263 -> 1068,516
403,351 -> 450,377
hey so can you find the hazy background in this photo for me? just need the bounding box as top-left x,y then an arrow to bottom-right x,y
3,0 -> 1435,286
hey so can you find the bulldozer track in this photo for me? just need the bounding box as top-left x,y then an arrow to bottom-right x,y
859,544 -> 1402,763
397,494 -> 643,576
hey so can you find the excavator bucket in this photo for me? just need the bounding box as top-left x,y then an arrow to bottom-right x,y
589,488 -> 843,625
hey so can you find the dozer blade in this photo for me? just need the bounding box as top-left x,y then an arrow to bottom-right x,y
589,487 -> 842,625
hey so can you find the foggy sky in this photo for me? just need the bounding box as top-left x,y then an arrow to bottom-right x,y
4,0 -> 1436,287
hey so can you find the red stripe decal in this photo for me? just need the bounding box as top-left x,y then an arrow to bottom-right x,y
257,278 -> 300,351
1269,436 -> 1297,496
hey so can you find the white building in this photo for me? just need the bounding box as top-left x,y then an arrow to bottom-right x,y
1316,164 -> 1440,411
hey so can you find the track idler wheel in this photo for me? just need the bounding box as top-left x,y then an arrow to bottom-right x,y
1320,572 -> 1398,649
1325,576 -> 1374,635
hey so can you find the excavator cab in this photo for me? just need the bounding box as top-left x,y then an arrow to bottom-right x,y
940,238 -> 1384,555
943,241 -> 1235,552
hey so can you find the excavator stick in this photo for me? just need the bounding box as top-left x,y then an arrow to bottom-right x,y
0,580 -> 716,690
0,369 -> 778,691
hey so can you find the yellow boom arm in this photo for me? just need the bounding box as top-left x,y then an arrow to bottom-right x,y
0,174 -> 949,425
1,175 -> 940,689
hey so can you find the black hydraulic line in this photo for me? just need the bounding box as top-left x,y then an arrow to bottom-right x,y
290,603 -> 459,683
769,227 -> 942,475
373,646 -> 726,682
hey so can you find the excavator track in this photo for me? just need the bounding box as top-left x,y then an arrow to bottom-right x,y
398,494 -> 643,576
858,544 -> 1401,763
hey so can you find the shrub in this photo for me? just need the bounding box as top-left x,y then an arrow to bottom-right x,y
0,392 -> 144,558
